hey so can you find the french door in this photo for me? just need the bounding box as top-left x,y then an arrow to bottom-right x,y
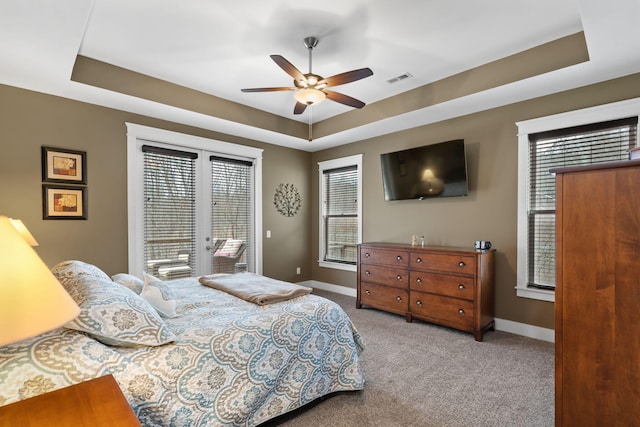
126,123 -> 263,279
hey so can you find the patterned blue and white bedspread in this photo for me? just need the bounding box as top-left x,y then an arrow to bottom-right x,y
0,277 -> 365,426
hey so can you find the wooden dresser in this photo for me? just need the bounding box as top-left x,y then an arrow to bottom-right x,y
553,160 -> 640,426
356,242 -> 495,341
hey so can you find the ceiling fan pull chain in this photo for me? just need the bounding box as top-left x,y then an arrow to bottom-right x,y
309,107 -> 313,141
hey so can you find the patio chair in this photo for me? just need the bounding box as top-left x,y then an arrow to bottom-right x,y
213,239 -> 246,274
148,249 -> 193,280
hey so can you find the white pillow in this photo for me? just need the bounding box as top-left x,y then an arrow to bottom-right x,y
141,274 -> 177,318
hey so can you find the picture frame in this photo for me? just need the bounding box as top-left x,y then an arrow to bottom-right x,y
42,146 -> 87,184
42,185 -> 88,220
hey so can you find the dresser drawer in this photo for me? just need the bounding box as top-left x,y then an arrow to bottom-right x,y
410,292 -> 474,331
360,247 -> 409,268
409,272 -> 474,300
360,282 -> 409,314
410,252 -> 476,275
359,264 -> 408,288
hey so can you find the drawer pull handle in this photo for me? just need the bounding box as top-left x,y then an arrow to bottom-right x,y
396,255 -> 403,262
458,309 -> 465,316
396,296 -> 403,302
364,252 -> 371,258
396,275 -> 402,281
416,278 -> 423,284
416,257 -> 423,263
416,300 -> 423,307
458,261 -> 466,268
365,290 -> 371,296
458,284 -> 465,290
365,270 -> 371,276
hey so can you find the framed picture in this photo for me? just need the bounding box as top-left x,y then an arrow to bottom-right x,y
42,185 -> 88,220
42,146 -> 87,184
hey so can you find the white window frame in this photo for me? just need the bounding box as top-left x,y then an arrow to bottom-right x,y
318,154 -> 363,272
126,123 -> 263,277
516,97 -> 640,302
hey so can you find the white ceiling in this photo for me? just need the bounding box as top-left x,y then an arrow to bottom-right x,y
1,0 -> 640,151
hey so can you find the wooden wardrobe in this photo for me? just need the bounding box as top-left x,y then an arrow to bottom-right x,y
554,160 -> 640,426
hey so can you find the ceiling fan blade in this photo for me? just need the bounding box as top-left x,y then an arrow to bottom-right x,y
270,55 -> 305,81
293,102 -> 308,115
241,87 -> 294,92
324,90 -> 366,109
318,68 -> 373,87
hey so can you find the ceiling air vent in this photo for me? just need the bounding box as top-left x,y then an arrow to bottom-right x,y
386,72 -> 413,84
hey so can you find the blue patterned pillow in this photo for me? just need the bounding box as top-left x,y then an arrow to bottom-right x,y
51,262 -> 176,347
51,260 -> 111,282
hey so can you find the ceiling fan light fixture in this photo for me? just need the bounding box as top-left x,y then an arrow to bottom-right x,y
295,88 -> 326,105
305,74 -> 321,86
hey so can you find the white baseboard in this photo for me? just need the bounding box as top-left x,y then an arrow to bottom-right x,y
494,318 -> 555,343
297,280 -> 358,297
299,280 -> 555,343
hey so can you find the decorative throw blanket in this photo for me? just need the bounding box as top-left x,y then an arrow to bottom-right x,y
199,272 -> 313,305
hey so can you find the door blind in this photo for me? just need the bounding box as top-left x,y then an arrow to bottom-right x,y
527,117 -> 637,289
143,145 -> 197,279
323,165 -> 358,264
211,156 -> 253,273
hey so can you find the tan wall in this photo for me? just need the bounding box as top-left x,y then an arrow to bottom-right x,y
4,71 -> 640,330
0,84 -> 312,282
311,72 -> 640,329
261,146 -> 313,282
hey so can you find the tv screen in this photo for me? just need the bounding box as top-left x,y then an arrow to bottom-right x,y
380,139 -> 468,201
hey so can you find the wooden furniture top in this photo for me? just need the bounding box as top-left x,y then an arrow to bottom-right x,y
0,375 -> 141,427
551,158 -> 640,174
359,242 -> 495,255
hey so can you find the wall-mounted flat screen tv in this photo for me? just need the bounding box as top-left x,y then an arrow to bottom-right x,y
380,139 -> 468,201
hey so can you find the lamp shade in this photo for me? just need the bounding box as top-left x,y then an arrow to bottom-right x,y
9,218 -> 39,246
0,215 -> 80,346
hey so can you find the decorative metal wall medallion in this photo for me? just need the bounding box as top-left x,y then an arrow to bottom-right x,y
274,183 -> 301,217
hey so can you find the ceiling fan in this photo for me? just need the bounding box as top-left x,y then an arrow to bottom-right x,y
241,36 -> 373,116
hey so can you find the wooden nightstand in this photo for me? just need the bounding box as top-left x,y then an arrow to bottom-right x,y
0,374 -> 141,426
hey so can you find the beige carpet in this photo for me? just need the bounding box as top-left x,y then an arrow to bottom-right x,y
261,289 -> 554,427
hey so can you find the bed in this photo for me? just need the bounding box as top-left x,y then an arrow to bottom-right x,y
0,261 -> 365,426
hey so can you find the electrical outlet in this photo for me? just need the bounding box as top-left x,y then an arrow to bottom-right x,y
266,230 -> 271,238
296,267 -> 301,275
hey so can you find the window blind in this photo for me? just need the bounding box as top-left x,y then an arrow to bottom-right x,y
142,146 -> 197,278
527,117 -> 637,289
211,156 -> 252,273
323,165 -> 358,264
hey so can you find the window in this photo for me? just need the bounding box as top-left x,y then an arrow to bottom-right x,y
528,119 -> 637,290
318,155 -> 363,272
517,99 -> 640,302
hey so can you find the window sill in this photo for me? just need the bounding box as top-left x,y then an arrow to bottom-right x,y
318,260 -> 357,272
515,286 -> 555,302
